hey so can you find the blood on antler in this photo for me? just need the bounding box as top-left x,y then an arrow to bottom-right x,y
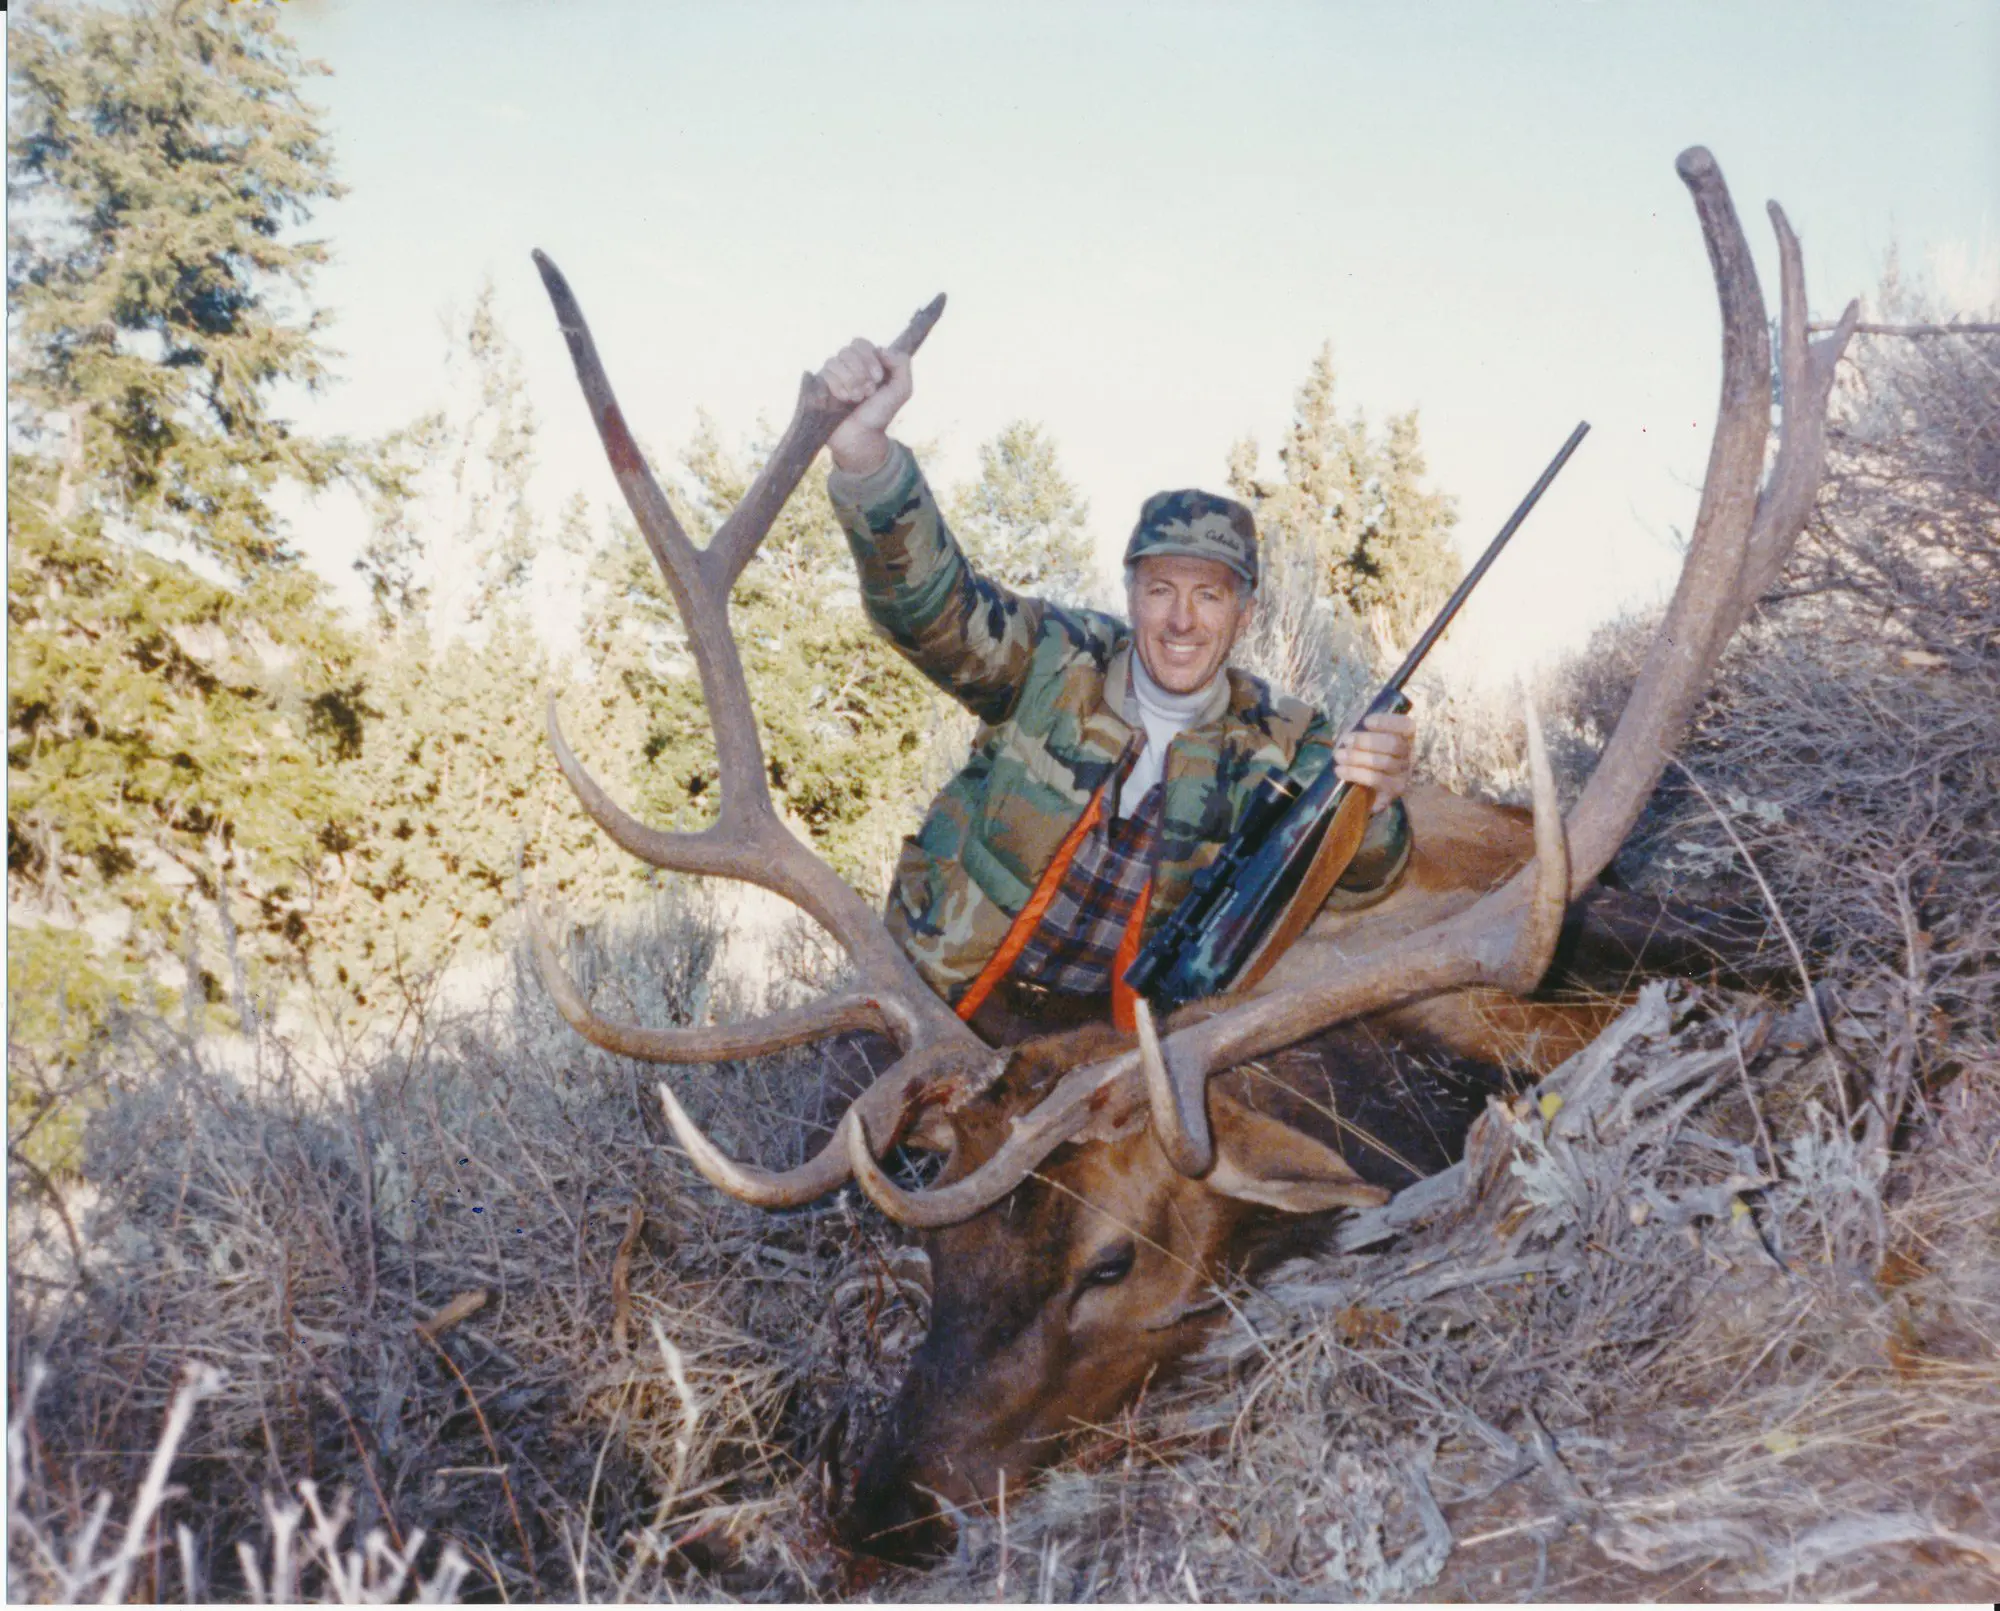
530,147 -> 1858,1228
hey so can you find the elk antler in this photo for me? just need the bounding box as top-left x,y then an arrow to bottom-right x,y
1166,150 -> 1858,1083
528,254 -> 996,1205
856,146 -> 1860,1213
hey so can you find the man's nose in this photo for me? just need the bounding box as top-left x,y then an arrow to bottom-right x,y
1167,591 -> 1197,632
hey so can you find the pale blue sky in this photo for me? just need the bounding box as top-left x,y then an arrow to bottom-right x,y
275,0 -> 1997,677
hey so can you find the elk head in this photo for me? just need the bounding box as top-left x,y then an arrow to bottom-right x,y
525,147 -> 1856,1562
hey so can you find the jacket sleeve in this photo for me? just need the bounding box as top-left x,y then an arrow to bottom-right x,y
826,440 -> 1047,727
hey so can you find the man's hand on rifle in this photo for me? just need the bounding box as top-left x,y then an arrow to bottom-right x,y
1333,712 -> 1417,812
822,338 -> 913,477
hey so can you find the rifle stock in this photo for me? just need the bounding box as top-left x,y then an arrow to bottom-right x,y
1233,779 -> 1375,993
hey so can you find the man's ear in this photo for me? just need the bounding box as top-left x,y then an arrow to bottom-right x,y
1204,1090 -> 1390,1213
1226,584 -> 1259,653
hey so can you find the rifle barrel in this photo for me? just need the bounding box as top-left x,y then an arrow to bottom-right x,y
1381,420 -> 1591,694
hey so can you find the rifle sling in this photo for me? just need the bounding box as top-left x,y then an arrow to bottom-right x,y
1231,782 -> 1376,993
955,780 -> 1111,1024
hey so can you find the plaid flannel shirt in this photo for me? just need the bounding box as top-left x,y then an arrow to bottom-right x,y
1013,785 -> 1164,997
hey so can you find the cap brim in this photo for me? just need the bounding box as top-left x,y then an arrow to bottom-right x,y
1124,541 -> 1257,586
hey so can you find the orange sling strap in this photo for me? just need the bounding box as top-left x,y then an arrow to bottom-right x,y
1109,876 -> 1152,1032
954,780 -> 1114,1024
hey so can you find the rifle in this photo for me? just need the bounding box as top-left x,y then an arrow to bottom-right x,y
1124,421 -> 1591,1013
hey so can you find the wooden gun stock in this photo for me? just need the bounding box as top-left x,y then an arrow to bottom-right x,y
1231,781 -> 1375,993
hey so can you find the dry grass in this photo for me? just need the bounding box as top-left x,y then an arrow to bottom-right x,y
890,319 -> 2000,1604
904,986 -> 1999,1602
6,892 -> 922,1602
16,954 -> 1992,1601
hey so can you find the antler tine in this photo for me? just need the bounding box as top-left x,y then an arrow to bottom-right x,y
845,1051 -> 1139,1227
1561,146 -> 1770,892
1490,691 -> 1569,994
1112,148 -> 1856,1170
530,250 -> 704,580
657,1034 -> 986,1209
1141,696 -> 1569,1176
545,698 -> 928,1007
528,888 -> 994,1207
532,250 -> 766,819
704,294 -> 948,592
1565,158 -> 1859,893
1136,999 -> 1211,1177
534,253 -> 980,1055
547,697 -> 758,882
720,688 -> 1570,1204
547,696 -> 954,1036
1736,203 -> 1860,614
660,1081 -> 839,1207
527,903 -> 902,1057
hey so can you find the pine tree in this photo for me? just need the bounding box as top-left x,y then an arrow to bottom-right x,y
308,291 -> 655,1023
355,284 -> 539,637
306,617 -> 653,1023
9,0 -> 349,573
1229,343 -> 1459,651
944,421 -> 1098,606
8,0 -> 364,1060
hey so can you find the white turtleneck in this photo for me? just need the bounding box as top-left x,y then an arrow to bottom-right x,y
1118,657 -> 1219,818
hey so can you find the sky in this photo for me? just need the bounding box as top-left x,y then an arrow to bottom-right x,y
266,0 -> 1997,682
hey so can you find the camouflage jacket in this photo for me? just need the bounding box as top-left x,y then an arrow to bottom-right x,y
828,442 -> 1410,1003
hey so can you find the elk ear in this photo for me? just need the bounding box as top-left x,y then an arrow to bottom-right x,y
1204,1092 -> 1390,1214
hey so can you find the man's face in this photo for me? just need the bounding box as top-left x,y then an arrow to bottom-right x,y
1126,555 -> 1253,696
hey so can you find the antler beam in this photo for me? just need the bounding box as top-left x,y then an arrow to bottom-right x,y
529,255 -> 994,1201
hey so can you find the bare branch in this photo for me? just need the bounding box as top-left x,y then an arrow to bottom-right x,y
1809,321 -> 2000,336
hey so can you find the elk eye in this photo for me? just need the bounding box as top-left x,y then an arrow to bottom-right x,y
1079,1242 -> 1136,1290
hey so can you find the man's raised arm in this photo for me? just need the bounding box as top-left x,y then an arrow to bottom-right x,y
818,339 -> 1050,727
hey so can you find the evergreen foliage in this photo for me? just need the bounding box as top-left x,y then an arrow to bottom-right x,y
7,0 -> 366,1072
1229,343 -> 1460,649
355,284 -> 539,636
8,469 -> 364,1012
3,4 -> 1472,1159
9,0 -> 348,575
308,620 -> 649,1022
314,294 -> 645,1024
944,420 -> 1098,606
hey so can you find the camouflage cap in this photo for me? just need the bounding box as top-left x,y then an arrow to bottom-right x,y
1123,489 -> 1259,590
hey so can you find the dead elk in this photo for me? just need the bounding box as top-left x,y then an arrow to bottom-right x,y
523,147 -> 1856,1562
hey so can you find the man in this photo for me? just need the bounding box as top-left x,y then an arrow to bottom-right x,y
820,339 -> 1416,1046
